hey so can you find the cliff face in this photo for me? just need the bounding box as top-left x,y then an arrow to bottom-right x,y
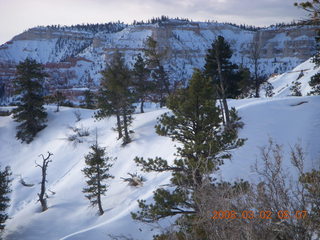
0,20 -> 317,102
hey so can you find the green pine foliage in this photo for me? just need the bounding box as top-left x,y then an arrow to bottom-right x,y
294,1 -> 320,23
12,58 -> 48,143
313,31 -> 320,64
144,37 -> 170,107
309,31 -> 320,95
309,73 -> 320,94
290,80 -> 302,96
95,51 -> 136,145
236,67 -> 253,98
131,69 -> 245,225
264,82 -> 275,97
295,1 -> 320,94
132,54 -> 154,113
81,90 -> 96,109
0,166 -> 12,234
204,35 -> 241,98
82,142 -> 115,216
204,35 -> 245,126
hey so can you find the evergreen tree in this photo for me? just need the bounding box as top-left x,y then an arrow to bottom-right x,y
82,140 -> 115,215
294,1 -> 320,23
204,36 -> 240,125
264,82 -> 275,97
81,90 -> 96,109
12,58 -> 47,143
132,69 -> 244,228
290,80 -> 302,96
51,91 -> 66,112
132,54 -> 153,113
295,1 -> 320,94
0,166 -> 12,234
235,66 -> 252,98
309,31 -> 320,95
95,51 -> 136,145
144,37 -> 170,107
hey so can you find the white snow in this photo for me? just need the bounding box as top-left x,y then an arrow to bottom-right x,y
0,91 -> 319,239
264,58 -> 319,97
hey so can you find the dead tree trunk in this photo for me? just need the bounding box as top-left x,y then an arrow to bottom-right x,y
249,39 -> 262,98
216,56 -> 230,126
36,151 -> 53,212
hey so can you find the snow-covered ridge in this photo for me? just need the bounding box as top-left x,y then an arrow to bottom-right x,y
263,57 -> 319,97
0,20 -> 317,102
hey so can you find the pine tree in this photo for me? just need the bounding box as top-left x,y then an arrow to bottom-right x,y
82,140 -> 115,215
235,66 -> 252,98
95,51 -> 136,145
0,166 -> 12,234
309,31 -> 320,95
144,37 -> 170,107
132,69 -> 245,227
294,1 -> 320,23
204,36 -> 240,125
12,58 -> 47,143
264,82 -> 275,97
132,54 -> 153,113
81,90 -> 96,109
51,91 -> 66,112
290,80 -> 302,96
295,1 -> 320,94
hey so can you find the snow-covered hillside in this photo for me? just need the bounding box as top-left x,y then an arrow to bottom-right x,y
266,58 -> 319,97
0,20 -> 317,103
1,95 -> 319,240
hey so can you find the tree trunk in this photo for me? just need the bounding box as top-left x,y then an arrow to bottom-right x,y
216,58 -> 230,125
254,59 -> 260,98
219,98 -> 225,126
96,164 -> 104,215
140,99 -> 144,113
39,160 -> 47,211
163,78 -> 170,95
255,79 -> 260,98
37,152 -> 53,212
122,109 -> 130,144
116,113 -> 123,140
39,165 -> 48,212
159,91 -> 164,108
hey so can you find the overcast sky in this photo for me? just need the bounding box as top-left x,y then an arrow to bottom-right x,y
0,0 -> 307,44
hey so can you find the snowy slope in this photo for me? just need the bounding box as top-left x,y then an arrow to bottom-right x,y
265,58 -> 319,97
0,96 -> 319,240
0,20 -> 317,104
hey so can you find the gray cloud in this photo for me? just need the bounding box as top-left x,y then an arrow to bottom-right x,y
0,0 -> 306,44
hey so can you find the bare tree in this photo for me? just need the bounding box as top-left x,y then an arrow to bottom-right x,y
35,152 -> 53,212
152,140 -> 318,240
249,39 -> 264,97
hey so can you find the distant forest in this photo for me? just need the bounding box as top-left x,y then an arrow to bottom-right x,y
30,15 -> 318,34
